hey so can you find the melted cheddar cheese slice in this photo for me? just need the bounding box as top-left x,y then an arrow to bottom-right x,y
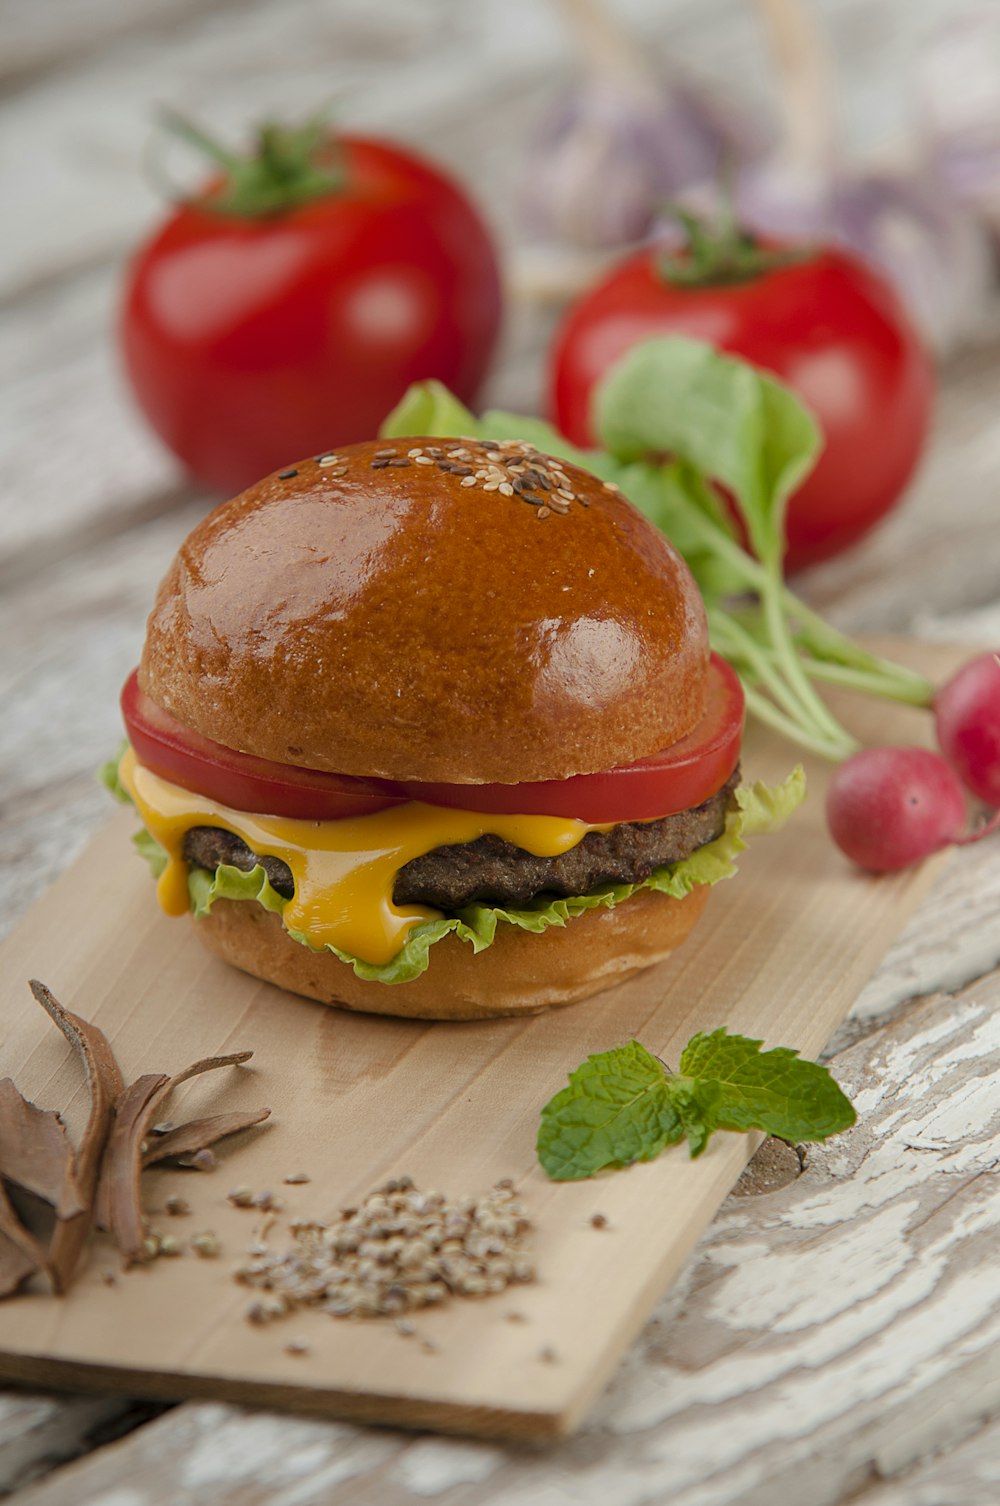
117,746 -> 607,966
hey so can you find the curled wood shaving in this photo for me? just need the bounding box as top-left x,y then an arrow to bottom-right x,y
93,1074 -> 169,1261
0,1183 -> 52,1297
2,986 -> 267,1294
97,1052 -> 258,1268
142,1107 -> 272,1168
0,1078 -> 84,1219
28,980 -> 124,1294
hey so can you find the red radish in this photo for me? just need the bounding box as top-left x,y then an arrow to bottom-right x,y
826,746 -> 984,872
934,652 -> 1000,808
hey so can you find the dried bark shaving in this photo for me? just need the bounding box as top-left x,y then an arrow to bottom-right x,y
97,1052 -> 258,1267
1,985 -> 266,1293
0,1077 -> 84,1219
28,980 -> 124,1293
93,1074 -> 169,1261
142,1107 -> 272,1167
0,1183 -> 51,1296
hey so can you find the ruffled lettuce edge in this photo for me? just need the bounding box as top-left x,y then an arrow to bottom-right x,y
116,765 -> 805,985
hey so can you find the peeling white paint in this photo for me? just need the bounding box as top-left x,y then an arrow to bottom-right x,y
395,1439 -> 507,1495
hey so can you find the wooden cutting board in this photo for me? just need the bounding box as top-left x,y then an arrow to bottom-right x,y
0,644 -> 964,1439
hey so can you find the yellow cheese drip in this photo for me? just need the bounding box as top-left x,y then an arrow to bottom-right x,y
117,747 -> 606,966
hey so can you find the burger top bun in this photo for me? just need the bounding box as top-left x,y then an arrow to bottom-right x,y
139,437 -> 708,785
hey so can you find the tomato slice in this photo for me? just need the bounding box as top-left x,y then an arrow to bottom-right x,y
120,654 -> 743,825
121,671 -> 407,820
400,655 -> 744,821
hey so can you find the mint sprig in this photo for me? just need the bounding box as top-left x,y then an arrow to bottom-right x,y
536,1030 -> 855,1180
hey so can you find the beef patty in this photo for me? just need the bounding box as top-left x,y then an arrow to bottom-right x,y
182,769 -> 739,913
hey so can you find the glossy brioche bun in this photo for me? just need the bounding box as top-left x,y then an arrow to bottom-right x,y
139,437 -> 709,784
193,884 -> 710,1020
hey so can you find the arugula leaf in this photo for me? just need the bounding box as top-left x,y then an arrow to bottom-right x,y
593,335 -> 821,568
536,1042 -> 682,1182
677,1029 -> 857,1143
381,378 -> 480,439
537,1029 -> 855,1179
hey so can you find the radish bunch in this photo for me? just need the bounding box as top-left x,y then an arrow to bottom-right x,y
827,652 -> 1000,872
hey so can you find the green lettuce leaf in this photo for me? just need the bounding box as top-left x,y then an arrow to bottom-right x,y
98,743 -> 130,802
175,768 -> 805,984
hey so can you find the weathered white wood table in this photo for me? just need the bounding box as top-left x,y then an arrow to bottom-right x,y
4,0 -> 1000,1499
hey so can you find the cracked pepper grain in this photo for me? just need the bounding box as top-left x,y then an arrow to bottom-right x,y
236,1178 -> 534,1323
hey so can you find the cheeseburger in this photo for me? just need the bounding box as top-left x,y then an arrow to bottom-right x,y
110,435 -> 755,1020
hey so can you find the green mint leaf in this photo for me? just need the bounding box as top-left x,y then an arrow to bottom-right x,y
666,1078 -> 725,1159
536,1041 -> 682,1182
593,336 -> 821,567
678,1029 -> 857,1142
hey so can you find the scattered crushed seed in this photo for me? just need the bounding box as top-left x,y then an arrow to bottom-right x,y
236,1178 -> 534,1323
228,1186 -> 254,1208
277,468 -> 298,480
369,458 -> 391,469
283,1172 -> 311,1185
285,1339 -> 311,1356
164,1194 -> 190,1217
178,1148 -> 216,1172
386,458 -> 411,468
316,454 -> 340,467
159,1235 -> 181,1256
414,455 -> 434,465
374,448 -> 397,459
591,1212 -> 609,1229
150,1121 -> 177,1137
395,1317 -> 416,1337
252,1190 -> 281,1212
191,1232 -> 220,1258
420,1338 -> 439,1354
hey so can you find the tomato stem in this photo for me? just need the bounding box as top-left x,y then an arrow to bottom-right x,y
155,106 -> 345,217
657,199 -> 808,288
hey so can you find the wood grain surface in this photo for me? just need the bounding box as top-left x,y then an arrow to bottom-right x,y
4,0 -> 1000,1496
0,656 -> 957,1439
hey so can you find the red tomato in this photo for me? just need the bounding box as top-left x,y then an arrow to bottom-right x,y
401,654 -> 744,821
121,655 -> 743,826
121,671 -> 406,820
121,133 -> 502,497
550,244 -> 933,570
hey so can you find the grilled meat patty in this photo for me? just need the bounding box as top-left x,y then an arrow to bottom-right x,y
182,768 -> 739,912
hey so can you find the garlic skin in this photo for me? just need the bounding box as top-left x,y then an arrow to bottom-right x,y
914,5 -> 1000,230
521,77 -> 747,250
733,162 -> 994,356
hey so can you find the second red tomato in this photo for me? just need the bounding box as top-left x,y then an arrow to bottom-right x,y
122,133 -> 502,497
549,244 -> 933,570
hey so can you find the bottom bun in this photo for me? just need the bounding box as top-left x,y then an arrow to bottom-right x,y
192,885 -> 711,1021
